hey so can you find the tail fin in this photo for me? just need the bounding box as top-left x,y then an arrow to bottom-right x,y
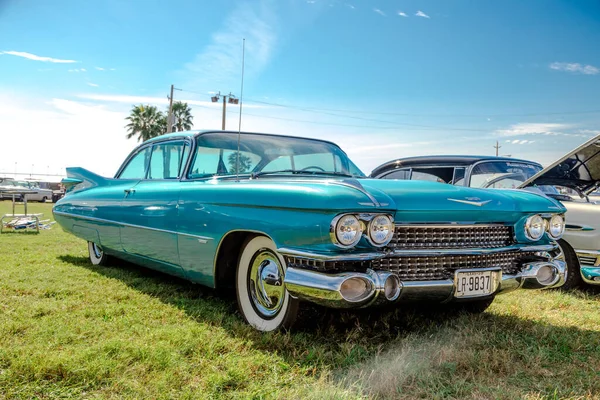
62,167 -> 108,193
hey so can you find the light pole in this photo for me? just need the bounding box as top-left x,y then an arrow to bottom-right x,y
211,92 -> 239,130
166,84 -> 182,133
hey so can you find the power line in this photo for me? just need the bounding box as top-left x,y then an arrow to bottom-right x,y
244,98 -> 600,118
240,111 -> 492,132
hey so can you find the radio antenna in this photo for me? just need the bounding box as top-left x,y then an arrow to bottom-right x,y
235,38 -> 246,182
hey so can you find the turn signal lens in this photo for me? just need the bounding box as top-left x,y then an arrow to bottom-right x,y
525,215 -> 545,241
547,214 -> 565,239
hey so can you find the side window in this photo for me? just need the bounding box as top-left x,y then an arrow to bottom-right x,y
411,171 -> 444,182
452,168 -> 466,185
383,169 -> 410,180
188,147 -> 260,178
119,147 -> 151,179
148,141 -> 186,179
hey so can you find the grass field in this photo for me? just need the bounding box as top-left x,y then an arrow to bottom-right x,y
1,202 -> 599,399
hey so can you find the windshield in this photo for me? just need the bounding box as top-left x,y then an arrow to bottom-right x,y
188,132 -> 365,179
469,161 -> 542,189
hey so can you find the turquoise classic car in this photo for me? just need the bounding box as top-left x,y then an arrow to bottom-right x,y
54,130 -> 568,331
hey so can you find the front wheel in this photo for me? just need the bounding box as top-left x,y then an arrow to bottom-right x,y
88,242 -> 110,266
236,236 -> 299,332
556,239 -> 582,290
40,196 -> 47,203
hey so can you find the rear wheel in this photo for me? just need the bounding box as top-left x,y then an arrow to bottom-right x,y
235,236 -> 299,332
556,239 -> 582,290
88,242 -> 110,266
452,297 -> 495,314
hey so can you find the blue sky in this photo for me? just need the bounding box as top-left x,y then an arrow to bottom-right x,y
1,0 -> 599,177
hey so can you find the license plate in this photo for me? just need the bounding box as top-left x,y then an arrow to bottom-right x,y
454,269 -> 500,298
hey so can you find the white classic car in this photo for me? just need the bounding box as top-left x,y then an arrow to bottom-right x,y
1,180 -> 54,203
372,134 -> 600,289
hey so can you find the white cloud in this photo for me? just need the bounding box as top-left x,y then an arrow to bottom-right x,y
95,67 -> 105,71
109,68 -> 116,71
0,95 -> 131,178
549,62 -> 599,75
87,83 -> 99,87
415,11 -> 430,18
68,69 -> 83,73
495,123 -> 570,137
81,68 -> 87,72
0,50 -> 77,63
373,8 -> 385,16
345,4 -> 355,9
181,1 -> 276,91
397,11 -> 408,17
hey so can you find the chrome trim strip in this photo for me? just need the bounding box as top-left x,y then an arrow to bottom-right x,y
392,223 -> 508,228
574,249 -> 600,257
278,244 -> 556,261
328,180 -> 382,208
53,211 -> 214,241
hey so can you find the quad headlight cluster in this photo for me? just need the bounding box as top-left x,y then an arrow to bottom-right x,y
524,214 -> 565,241
330,213 -> 395,248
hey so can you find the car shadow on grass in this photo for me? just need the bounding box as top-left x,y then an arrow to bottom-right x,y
59,254 -> 600,398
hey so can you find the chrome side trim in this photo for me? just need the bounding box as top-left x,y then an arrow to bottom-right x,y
574,249 -> 600,257
278,244 -> 556,261
53,211 -> 214,241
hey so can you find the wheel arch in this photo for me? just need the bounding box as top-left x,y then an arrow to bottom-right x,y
213,229 -> 275,289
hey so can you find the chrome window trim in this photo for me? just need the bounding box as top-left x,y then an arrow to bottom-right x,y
53,211 -> 213,241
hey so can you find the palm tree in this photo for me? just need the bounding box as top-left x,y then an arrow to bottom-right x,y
171,101 -> 194,132
125,105 -> 167,142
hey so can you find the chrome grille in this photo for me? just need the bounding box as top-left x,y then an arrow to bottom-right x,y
285,251 -> 536,282
372,251 -> 534,281
578,256 -> 598,266
389,225 -> 512,250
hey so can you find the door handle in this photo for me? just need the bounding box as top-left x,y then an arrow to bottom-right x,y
124,188 -> 136,195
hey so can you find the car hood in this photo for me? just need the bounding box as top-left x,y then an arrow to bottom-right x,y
202,177 -> 565,217
518,133 -> 600,194
357,178 -> 564,214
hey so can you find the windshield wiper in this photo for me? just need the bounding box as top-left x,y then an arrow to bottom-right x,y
251,170 -> 355,179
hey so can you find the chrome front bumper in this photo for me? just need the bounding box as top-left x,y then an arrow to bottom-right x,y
281,248 -> 566,308
575,249 -> 600,284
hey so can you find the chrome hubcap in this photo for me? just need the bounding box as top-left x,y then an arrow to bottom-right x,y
248,249 -> 285,319
92,243 -> 103,259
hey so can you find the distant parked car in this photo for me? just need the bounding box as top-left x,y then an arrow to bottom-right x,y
55,130 -> 567,331
371,134 -> 600,289
12,181 -> 54,202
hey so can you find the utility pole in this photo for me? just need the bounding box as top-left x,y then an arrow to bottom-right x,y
166,84 -> 182,133
211,92 -> 239,130
493,141 -> 501,156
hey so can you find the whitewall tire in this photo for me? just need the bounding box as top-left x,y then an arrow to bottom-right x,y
236,236 -> 299,332
88,241 -> 109,266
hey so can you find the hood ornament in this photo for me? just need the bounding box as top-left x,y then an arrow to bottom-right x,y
447,197 -> 492,207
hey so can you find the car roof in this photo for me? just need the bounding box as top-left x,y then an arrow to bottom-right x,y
143,130 -> 342,149
371,155 -> 541,176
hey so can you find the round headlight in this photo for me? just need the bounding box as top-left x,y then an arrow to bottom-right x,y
547,214 -> 565,239
368,214 -> 395,246
332,214 -> 363,247
525,214 -> 545,241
